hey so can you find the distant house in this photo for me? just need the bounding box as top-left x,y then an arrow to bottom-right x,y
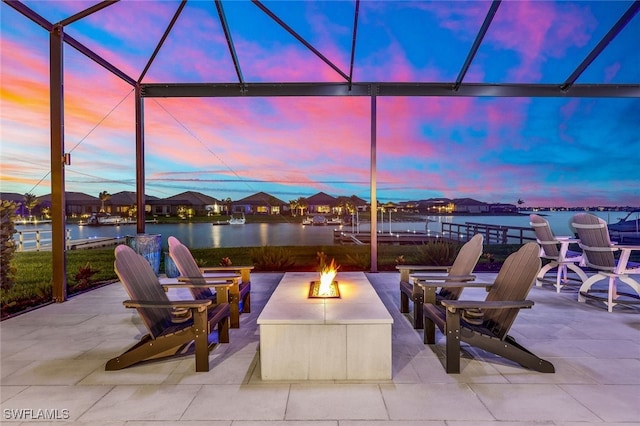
232,192 -> 287,215
416,198 -> 454,213
306,192 -> 338,214
452,198 -> 490,213
39,192 -> 100,217
151,191 -> 221,217
106,191 -> 159,216
489,203 -> 518,213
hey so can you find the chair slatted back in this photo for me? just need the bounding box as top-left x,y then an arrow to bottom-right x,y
168,236 -> 214,300
114,244 -> 172,337
439,234 -> 483,300
483,242 -> 541,338
530,214 -> 559,258
571,213 -> 616,271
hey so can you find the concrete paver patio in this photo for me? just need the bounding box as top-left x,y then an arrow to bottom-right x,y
1,271 -> 639,425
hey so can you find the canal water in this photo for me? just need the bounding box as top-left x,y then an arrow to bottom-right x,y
15,210 -> 630,249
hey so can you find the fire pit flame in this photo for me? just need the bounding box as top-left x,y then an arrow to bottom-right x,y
309,257 -> 340,298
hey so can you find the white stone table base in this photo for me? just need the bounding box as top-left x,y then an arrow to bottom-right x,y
257,272 -> 393,380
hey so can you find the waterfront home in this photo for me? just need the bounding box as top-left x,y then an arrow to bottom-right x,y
232,191 -> 288,215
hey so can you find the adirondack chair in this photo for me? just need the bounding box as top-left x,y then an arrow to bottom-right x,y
571,213 -> 640,312
530,214 -> 588,292
168,236 -> 251,328
423,242 -> 554,374
400,234 -> 483,329
107,245 -> 231,372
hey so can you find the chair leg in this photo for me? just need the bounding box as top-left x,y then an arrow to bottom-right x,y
218,316 -> 230,343
105,331 -> 190,371
400,290 -> 409,313
567,263 -> 588,283
578,274 -> 601,303
464,333 -> 555,373
412,292 -> 424,329
193,309 -> 210,372
423,309 -> 436,344
536,262 -> 555,287
444,309 -> 461,374
242,292 -> 251,313
229,298 -> 240,329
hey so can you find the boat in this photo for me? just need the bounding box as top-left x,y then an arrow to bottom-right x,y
311,215 -> 327,226
81,213 -> 135,226
326,217 -> 343,226
228,213 -> 246,225
608,210 -> 640,243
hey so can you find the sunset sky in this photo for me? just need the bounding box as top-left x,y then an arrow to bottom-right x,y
1,0 -> 639,207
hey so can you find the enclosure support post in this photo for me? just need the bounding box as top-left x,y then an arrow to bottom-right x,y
135,84 -> 146,234
370,87 -> 378,272
50,24 -> 67,302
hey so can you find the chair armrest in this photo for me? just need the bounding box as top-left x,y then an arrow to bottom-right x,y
412,274 -> 476,282
416,280 -> 492,290
123,299 -> 212,312
200,266 -> 253,281
441,299 -> 534,310
162,280 -> 234,291
616,245 -> 640,251
176,276 -> 238,284
200,266 -> 254,273
397,265 -> 451,272
556,236 -> 579,243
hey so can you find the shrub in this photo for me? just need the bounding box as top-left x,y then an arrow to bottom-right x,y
0,200 -> 18,290
346,252 -> 370,270
410,239 -> 459,266
72,262 -> 100,291
249,246 -> 296,271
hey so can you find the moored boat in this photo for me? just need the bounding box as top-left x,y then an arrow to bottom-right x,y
608,210 -> 640,243
228,213 -> 246,225
81,213 -> 135,226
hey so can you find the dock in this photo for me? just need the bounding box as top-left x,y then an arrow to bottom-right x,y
334,230 -> 437,245
334,222 -> 538,246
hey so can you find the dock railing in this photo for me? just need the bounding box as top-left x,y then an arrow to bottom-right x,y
441,221 -> 536,244
16,229 -> 69,252
16,230 -> 123,252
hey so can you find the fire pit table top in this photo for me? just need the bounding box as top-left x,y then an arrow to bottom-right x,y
257,272 -> 393,325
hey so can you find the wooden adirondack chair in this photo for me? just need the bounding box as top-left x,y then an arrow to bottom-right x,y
168,236 -> 251,328
571,213 -> 640,312
530,214 -> 588,292
107,245 -> 231,372
400,234 -> 483,329
423,242 -> 554,374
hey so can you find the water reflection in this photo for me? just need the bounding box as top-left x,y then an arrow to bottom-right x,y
15,211 -> 627,249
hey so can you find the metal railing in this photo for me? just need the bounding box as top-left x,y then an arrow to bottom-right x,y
441,222 -> 536,245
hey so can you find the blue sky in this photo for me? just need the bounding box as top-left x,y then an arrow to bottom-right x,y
1,0 -> 639,207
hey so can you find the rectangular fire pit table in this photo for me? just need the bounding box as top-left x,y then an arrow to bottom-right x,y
257,272 -> 393,380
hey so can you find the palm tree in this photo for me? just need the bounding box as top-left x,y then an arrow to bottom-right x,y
99,191 -> 111,213
23,193 -> 39,218
517,198 -> 525,211
289,199 -> 300,217
297,197 -> 308,217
